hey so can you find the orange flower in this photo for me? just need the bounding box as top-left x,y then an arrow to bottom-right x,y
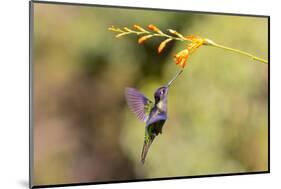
174,49 -> 189,68
158,38 -> 173,53
148,24 -> 163,34
138,35 -> 153,44
173,36 -> 205,68
133,24 -> 146,32
186,35 -> 204,52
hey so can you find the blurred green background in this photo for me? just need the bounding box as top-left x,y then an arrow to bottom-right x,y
33,2 -> 268,186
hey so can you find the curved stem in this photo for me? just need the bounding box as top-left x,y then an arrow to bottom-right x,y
210,43 -> 268,64
148,33 -> 191,42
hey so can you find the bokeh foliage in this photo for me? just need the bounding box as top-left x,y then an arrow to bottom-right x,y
33,2 -> 268,186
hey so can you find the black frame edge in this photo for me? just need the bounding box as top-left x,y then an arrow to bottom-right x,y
32,171 -> 269,188
29,1 -> 34,188
267,16 -> 270,173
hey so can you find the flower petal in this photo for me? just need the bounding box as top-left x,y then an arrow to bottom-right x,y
148,24 -> 163,34
174,49 -> 189,68
133,24 -> 147,32
138,35 -> 153,44
158,38 -> 173,53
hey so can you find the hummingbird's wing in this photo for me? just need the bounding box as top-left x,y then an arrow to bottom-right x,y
125,87 -> 153,122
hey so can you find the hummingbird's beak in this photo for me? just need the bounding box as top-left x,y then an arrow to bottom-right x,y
167,69 -> 183,87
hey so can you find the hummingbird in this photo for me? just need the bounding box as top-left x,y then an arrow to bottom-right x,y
125,69 -> 183,164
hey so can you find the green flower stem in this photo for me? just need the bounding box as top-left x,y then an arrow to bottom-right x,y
152,33 -> 189,42
210,43 -> 268,64
108,26 -> 192,42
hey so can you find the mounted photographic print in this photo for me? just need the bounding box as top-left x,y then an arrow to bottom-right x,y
29,1 -> 269,188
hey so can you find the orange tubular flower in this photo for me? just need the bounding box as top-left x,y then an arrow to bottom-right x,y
173,35 -> 204,68
186,35 -> 204,53
174,49 -> 189,68
148,24 -> 163,34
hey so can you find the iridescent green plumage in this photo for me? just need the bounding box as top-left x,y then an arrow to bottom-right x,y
144,101 -> 154,118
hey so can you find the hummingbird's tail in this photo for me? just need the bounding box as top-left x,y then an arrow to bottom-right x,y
141,137 -> 154,164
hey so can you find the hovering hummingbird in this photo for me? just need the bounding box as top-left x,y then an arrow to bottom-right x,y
125,69 -> 183,164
